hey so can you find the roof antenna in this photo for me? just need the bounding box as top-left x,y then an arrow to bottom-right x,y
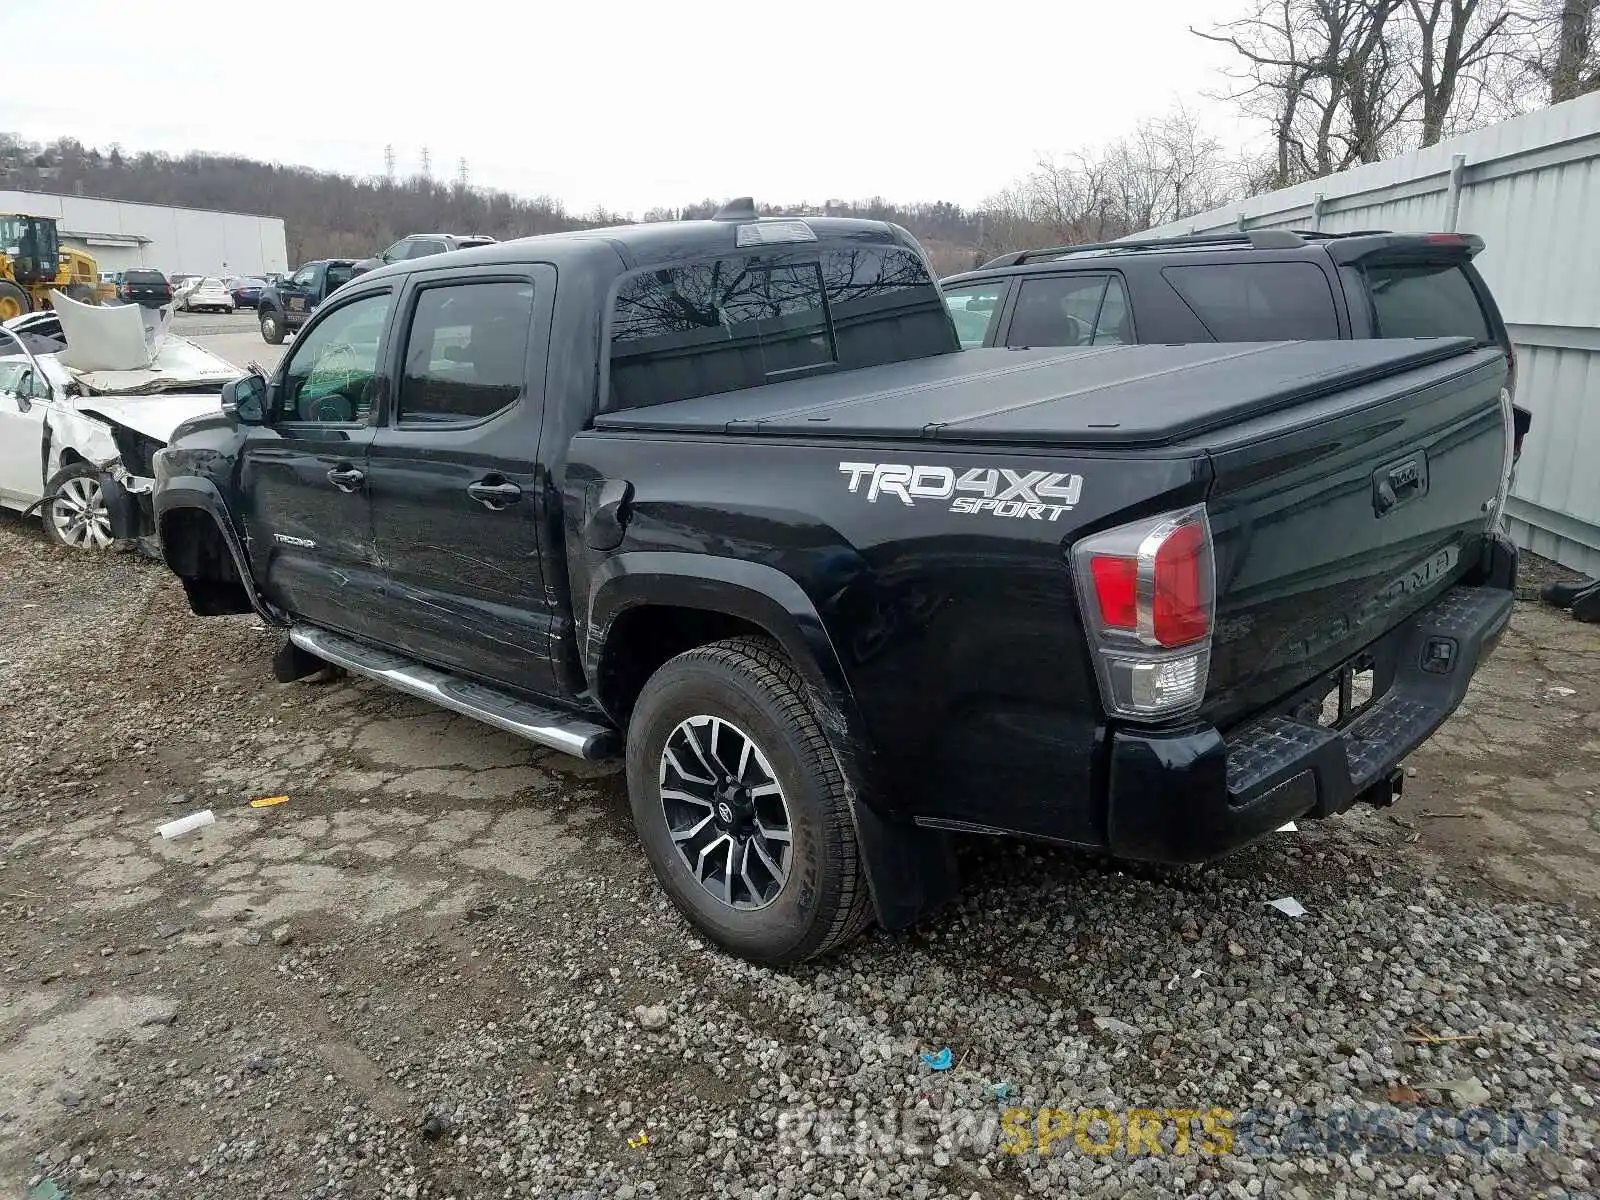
713,197 -> 758,221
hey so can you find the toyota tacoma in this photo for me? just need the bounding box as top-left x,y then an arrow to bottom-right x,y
138,202 -> 1521,964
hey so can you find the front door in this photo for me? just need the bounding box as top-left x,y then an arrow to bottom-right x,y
237,287 -> 397,639
0,360 -> 45,508
365,267 -> 559,695
278,264 -> 319,326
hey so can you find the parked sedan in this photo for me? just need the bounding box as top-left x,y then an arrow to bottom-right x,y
177,277 -> 235,314
227,277 -> 266,308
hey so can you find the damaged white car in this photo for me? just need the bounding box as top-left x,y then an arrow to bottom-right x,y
0,293 -> 236,550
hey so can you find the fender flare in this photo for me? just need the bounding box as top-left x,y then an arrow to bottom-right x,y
585,551 -> 958,930
585,551 -> 856,727
154,475 -> 285,625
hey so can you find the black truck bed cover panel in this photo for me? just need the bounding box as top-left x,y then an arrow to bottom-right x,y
592,338 -> 1491,448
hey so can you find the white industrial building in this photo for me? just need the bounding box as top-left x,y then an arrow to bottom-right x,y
0,188 -> 288,279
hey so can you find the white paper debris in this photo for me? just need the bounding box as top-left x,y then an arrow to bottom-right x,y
1276,820 -> 1298,832
1267,896 -> 1307,918
157,809 -> 215,840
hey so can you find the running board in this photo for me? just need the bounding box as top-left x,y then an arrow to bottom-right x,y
288,626 -> 617,760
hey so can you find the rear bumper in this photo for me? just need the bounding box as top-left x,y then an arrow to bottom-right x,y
1105,545 -> 1516,864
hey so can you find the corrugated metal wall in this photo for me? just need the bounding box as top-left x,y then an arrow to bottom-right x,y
1131,92 -> 1600,575
1,189 -> 289,278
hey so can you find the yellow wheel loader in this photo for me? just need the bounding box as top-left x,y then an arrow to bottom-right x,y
0,213 -> 106,321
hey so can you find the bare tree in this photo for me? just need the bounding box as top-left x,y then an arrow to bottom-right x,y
1197,0 -> 1529,181
1540,0 -> 1600,101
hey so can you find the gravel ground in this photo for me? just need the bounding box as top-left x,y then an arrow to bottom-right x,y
0,516 -> 1596,1200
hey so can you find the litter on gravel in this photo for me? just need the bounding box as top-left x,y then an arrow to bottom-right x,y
156,809 -> 214,839
1267,896 -> 1308,918
919,1048 -> 953,1071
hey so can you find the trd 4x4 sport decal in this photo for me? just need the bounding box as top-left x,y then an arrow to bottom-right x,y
838,462 -> 1084,522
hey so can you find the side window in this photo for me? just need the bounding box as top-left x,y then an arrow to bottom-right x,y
0,361 -> 22,395
1006,275 -> 1111,348
277,292 -> 394,424
1163,263 -> 1339,341
397,281 -> 534,425
325,264 -> 356,291
407,239 -> 446,261
1365,263 -> 1491,341
1092,277 -> 1132,345
289,266 -> 317,288
381,238 -> 412,263
943,282 -> 1007,348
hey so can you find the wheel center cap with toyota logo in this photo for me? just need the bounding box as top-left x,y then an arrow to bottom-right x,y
716,801 -> 734,825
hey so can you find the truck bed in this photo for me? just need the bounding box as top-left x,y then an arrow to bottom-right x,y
593,338 -> 1489,448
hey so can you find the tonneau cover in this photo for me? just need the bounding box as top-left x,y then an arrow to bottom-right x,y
593,339 -> 1485,448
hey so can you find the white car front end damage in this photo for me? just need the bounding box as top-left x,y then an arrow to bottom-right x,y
0,293 -> 237,549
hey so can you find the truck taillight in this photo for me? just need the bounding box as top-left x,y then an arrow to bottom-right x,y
1072,506 -> 1215,719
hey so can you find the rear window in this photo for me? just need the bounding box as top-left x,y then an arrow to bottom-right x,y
608,244 -> 954,409
125,270 -> 166,283
1163,262 -> 1339,341
1365,262 -> 1491,342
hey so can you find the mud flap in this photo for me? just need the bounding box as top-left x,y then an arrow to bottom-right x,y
99,472 -> 153,541
847,795 -> 960,931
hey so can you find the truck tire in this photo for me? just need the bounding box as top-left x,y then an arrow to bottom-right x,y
625,636 -> 873,964
0,281 -> 30,321
260,309 -> 285,344
64,283 -> 96,305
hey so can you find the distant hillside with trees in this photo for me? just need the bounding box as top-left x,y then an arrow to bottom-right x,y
0,112 -> 1243,277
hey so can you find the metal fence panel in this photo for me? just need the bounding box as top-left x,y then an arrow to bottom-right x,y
1130,93 -> 1600,575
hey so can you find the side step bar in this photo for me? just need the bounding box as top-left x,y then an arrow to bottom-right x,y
289,626 -> 618,760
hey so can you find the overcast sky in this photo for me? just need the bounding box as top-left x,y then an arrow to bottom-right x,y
4,0 -> 1255,216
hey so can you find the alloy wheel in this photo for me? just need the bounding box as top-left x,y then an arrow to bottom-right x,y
50,476 -> 114,550
659,715 -> 792,910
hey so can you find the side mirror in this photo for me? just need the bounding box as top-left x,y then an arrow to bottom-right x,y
221,373 -> 267,425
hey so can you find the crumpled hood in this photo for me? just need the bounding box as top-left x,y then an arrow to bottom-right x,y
72,392 -> 223,443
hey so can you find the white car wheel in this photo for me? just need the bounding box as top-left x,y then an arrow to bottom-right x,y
43,466 -> 118,551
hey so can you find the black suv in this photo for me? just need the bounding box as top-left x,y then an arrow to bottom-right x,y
942,229 -> 1531,457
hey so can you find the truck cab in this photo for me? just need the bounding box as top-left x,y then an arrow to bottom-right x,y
256,259 -> 359,344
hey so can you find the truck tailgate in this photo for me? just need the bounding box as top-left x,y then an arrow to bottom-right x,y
1197,344 -> 1510,730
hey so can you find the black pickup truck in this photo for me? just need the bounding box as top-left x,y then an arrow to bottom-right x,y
140,204 -> 1519,964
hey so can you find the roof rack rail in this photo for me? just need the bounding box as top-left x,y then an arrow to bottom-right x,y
980,228 -> 1307,269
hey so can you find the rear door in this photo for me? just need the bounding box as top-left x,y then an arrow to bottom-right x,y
364,265 -> 560,695
236,286 -> 397,638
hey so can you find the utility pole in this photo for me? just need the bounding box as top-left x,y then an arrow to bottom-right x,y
456,157 -> 469,190
420,146 -> 431,180
383,144 -> 395,181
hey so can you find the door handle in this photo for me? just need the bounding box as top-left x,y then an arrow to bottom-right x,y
467,479 -> 523,510
326,466 -> 365,492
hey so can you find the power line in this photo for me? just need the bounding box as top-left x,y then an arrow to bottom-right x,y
383,144 -> 395,180
420,146 -> 431,180
456,157 -> 469,190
